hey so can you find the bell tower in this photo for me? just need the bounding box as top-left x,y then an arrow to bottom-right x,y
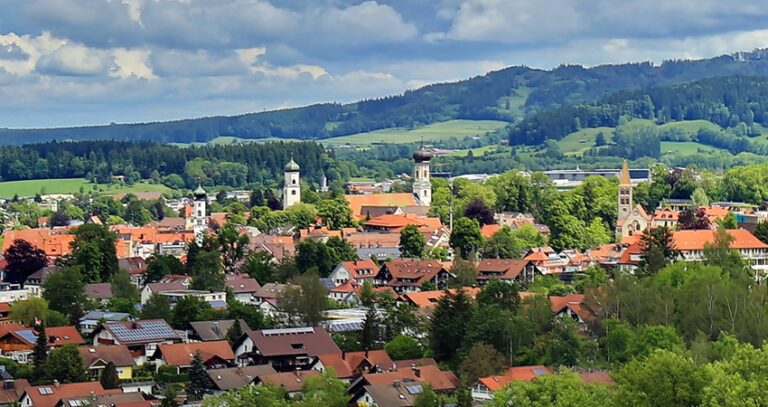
618,160 -> 632,222
193,185 -> 207,245
412,138 -> 432,206
283,154 -> 301,209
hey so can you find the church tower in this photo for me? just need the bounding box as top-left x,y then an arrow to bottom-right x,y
618,160 -> 633,222
283,154 -> 301,209
412,140 -> 432,206
193,185 -> 207,245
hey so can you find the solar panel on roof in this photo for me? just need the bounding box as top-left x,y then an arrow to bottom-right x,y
108,320 -> 177,342
16,330 -> 38,343
532,368 -> 549,376
262,327 -> 314,336
405,384 -> 423,394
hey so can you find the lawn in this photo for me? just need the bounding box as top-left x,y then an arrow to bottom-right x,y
558,127 -> 614,155
321,119 -> 509,146
446,145 -> 502,157
0,178 -> 175,199
660,141 -> 723,155
658,119 -> 722,135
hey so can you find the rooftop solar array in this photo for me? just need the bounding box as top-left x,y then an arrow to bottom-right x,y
532,368 -> 549,376
405,384 -> 423,394
261,327 -> 314,336
16,330 -> 38,344
107,320 -> 178,343
329,321 -> 363,332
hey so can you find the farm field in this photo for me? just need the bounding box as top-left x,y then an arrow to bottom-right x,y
321,119 -> 508,146
660,141 -> 723,155
0,178 -> 175,199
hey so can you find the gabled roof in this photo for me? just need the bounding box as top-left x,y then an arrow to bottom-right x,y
80,345 -> 135,368
101,319 -> 179,344
361,384 -> 416,407
189,320 -> 249,342
0,379 -> 28,405
316,350 -> 395,378
345,193 -> 417,218
207,365 -> 277,390
156,341 -> 235,367
329,280 -> 359,294
673,229 -> 767,250
477,366 -> 552,392
475,259 -> 531,280
254,283 -> 295,300
84,283 -> 113,300
257,370 -> 321,392
146,281 -> 186,293
1,229 -> 76,257
402,288 -> 481,309
225,277 -> 261,293
243,327 -> 340,358
392,358 -> 437,370
45,326 -> 85,346
22,382 -> 117,407
381,259 -> 449,287
361,365 -> 460,391
480,224 -> 501,238
337,260 -> 380,279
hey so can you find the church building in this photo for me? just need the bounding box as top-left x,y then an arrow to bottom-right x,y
615,161 -> 651,239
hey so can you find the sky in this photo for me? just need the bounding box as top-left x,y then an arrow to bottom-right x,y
3,1 -> 768,128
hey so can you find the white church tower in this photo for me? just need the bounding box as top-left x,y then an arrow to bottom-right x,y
412,140 -> 432,206
192,185 -> 207,245
283,154 -> 301,209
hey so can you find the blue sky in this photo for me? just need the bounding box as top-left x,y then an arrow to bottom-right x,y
3,0 -> 768,128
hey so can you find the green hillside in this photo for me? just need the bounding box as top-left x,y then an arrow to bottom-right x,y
321,120 -> 507,146
5,50 -> 768,145
0,178 -> 174,199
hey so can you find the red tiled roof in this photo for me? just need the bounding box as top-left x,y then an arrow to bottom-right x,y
330,280 -> 359,293
80,345 -> 135,367
316,350 -> 395,378
402,288 -> 481,308
345,194 -> 417,218
245,327 -> 340,358
338,260 -> 380,279
156,341 -> 235,367
362,366 -> 460,391
480,224 -> 501,238
23,382 -> 119,407
225,277 -> 261,293
1,229 -> 76,257
477,366 -> 552,392
45,326 -> 85,346
475,259 -> 530,280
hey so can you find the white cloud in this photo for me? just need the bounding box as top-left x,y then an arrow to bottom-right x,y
316,1 -> 418,43
111,48 -> 155,79
36,43 -> 112,76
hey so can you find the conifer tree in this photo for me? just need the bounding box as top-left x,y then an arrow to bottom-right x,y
100,361 -> 120,389
32,324 -> 48,383
225,319 -> 244,346
187,351 -> 214,400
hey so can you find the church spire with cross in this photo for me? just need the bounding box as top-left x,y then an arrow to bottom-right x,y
412,135 -> 432,206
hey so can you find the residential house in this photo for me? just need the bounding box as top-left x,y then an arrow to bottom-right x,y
328,280 -> 361,304
1,229 -> 75,258
79,345 -> 135,380
401,288 -> 481,312
471,366 -> 552,401
206,365 -> 277,394
224,276 -> 261,305
550,294 -> 596,330
345,233 -> 401,261
84,283 -> 113,304
79,311 -> 137,335
154,289 -> 227,309
118,257 -> 147,287
0,326 -> 84,363
253,370 -> 321,398
233,327 -> 340,371
23,266 -> 60,297
0,377 -> 29,406
344,193 -> 416,221
140,281 -> 186,305
92,320 -> 180,365
152,341 -> 235,373
475,259 -> 536,285
377,259 -> 452,293
348,365 -> 461,405
54,392 -> 147,407
19,382 -> 120,407
188,320 -> 250,342
0,284 -> 30,304
328,260 -> 381,286
312,350 -> 395,381
653,208 -> 679,228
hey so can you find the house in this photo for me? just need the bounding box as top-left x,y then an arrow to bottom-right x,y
344,193 -> 417,221
233,327 -> 341,371
152,341 -> 235,372
0,326 -> 84,363
401,288 -> 481,311
188,320 -> 250,342
345,233 -> 401,261
154,289 -> 227,309
224,276 -> 261,305
312,350 -> 395,381
254,370 -> 321,397
140,281 -> 186,305
550,294 -> 595,330
653,208 -> 679,228
84,283 -> 114,304
0,377 -> 29,406
23,266 -> 60,297
0,284 -> 30,304
475,259 -> 536,285
79,345 -> 135,380
377,259 -> 452,293
328,260 -> 381,286
54,392 -> 147,407
118,258 -> 147,287
254,283 -> 294,304
349,365 -> 461,405
328,280 -> 361,304
93,320 -> 180,365
1,229 -> 76,258
79,311 -> 137,335
471,366 -> 552,401
206,365 -> 277,394
19,382 -> 120,407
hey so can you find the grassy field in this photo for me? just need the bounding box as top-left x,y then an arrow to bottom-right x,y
658,119 -> 722,134
0,178 -> 174,199
321,119 -> 509,146
171,136 -> 285,148
660,141 -> 723,155
557,127 -> 615,155
446,145 -> 502,157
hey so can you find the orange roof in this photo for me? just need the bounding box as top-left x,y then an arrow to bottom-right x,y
524,251 -> 548,261
23,382 -> 119,407
673,229 -> 767,250
481,224 -> 501,238
345,193 -> 416,218
362,365 -> 460,391
156,341 -> 235,367
364,214 -> 425,228
478,366 -> 552,391
701,206 -> 729,221
330,279 -> 359,293
45,326 -> 85,346
403,287 -> 481,308
317,350 -> 395,378
653,208 -> 680,221
1,229 -> 76,257
209,213 -> 229,227
337,260 -> 380,279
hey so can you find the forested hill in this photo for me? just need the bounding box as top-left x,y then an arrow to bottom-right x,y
6,50 -> 768,145
506,75 -> 768,152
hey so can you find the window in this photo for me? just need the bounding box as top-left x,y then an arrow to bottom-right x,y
292,179 -> 296,184
292,190 -> 296,195
197,210 -> 202,217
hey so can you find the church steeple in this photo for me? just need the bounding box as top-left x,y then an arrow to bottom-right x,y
617,160 -> 633,221
619,160 -> 631,187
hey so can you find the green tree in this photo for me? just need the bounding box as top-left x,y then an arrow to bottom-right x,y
359,306 -> 379,351
449,258 -> 477,288
45,343 -> 88,384
450,217 -> 483,260
317,196 -> 354,230
99,361 -> 120,389
638,226 -> 678,276
547,200 -> 586,251
3,239 -> 48,285
68,223 -> 119,283
42,266 -> 86,319
145,254 -> 185,284
477,279 -> 520,312
754,220 -> 768,244
172,296 -> 212,330
582,217 -> 611,248
690,187 -> 710,208
384,335 -> 423,361
301,370 -> 349,407
10,298 -> 50,326
428,288 -> 473,366
225,319 -> 244,346
217,224 -> 250,274
459,342 -> 507,384
188,249 -> 224,291
413,383 -> 438,407
280,271 -> 328,327
490,372 -> 615,407
241,251 -> 277,284
32,324 -> 48,383
187,351 -> 215,401
615,349 -> 708,407
141,293 -> 173,321
110,269 -> 139,301
481,226 -> 521,259
627,325 -> 685,360
399,224 -> 426,258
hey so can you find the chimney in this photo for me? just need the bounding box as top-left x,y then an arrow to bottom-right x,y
213,322 -> 219,334
53,380 -> 60,388
342,351 -> 345,360
365,350 -> 369,358
414,368 -> 421,378
393,380 -> 400,388
131,322 -> 138,329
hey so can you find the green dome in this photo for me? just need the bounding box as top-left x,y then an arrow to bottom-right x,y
193,185 -> 206,198
285,158 -> 300,172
